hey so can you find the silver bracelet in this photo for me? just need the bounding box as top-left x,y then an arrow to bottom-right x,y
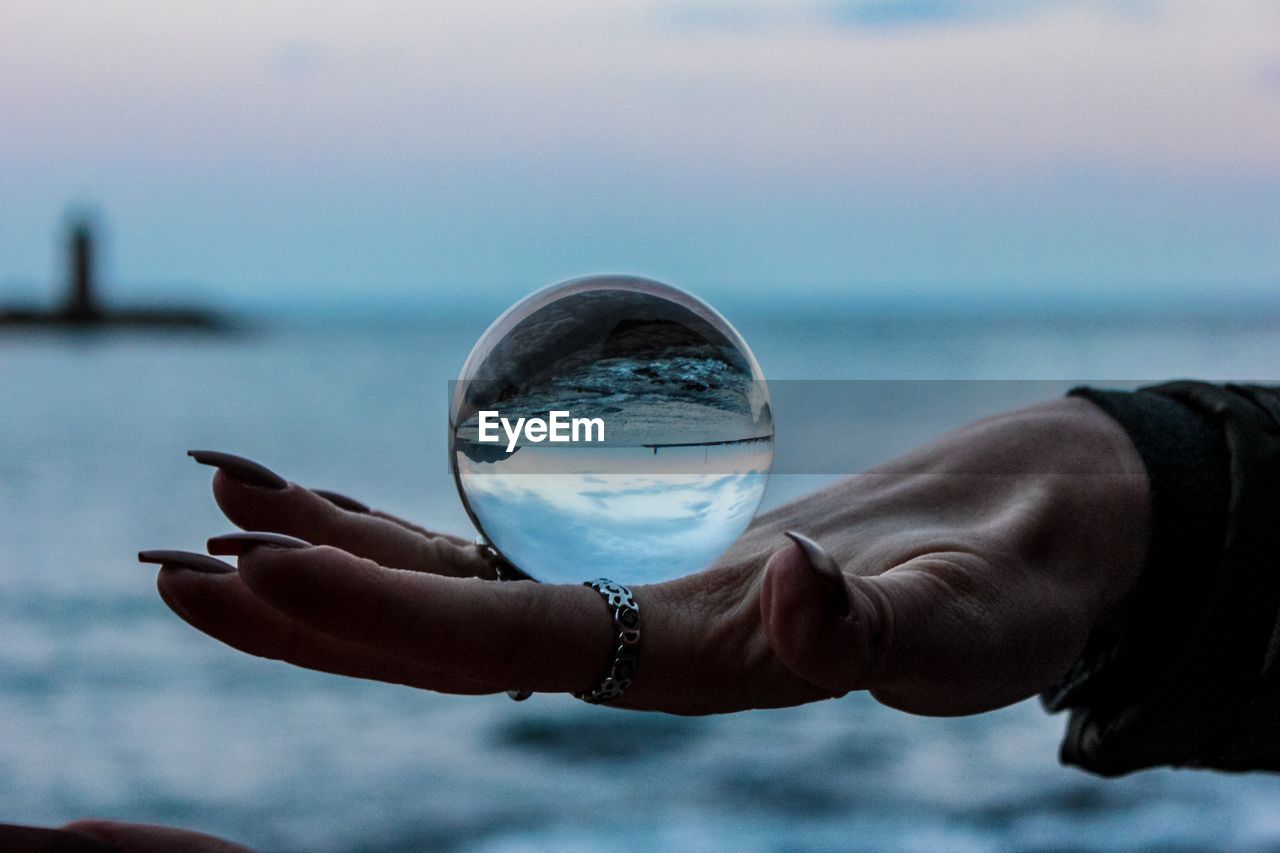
572,578 -> 641,705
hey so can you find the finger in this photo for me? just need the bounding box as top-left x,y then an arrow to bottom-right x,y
0,823 -> 118,852
311,488 -> 370,513
235,544 -> 614,694
62,820 -> 251,853
759,537 -> 887,694
313,488 -> 454,543
761,536 -> 1031,715
369,508 -> 448,540
203,465 -> 485,578
151,554 -> 501,694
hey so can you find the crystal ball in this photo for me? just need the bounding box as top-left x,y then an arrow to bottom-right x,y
450,275 -> 773,585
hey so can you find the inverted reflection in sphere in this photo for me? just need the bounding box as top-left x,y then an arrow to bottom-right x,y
450,276 -> 773,585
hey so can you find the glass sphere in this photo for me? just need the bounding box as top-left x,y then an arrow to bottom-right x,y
450,275 -> 773,585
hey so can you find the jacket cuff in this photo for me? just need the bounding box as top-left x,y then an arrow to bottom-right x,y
1043,382 -> 1280,775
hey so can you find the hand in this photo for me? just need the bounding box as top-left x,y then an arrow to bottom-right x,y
147,396 -> 1148,716
0,820 -> 251,852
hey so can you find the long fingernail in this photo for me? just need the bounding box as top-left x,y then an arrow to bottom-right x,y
314,489 -> 370,514
187,450 -> 287,490
207,531 -> 312,556
784,531 -> 851,618
138,549 -> 237,574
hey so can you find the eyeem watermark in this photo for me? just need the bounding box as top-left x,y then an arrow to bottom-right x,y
477,410 -> 606,452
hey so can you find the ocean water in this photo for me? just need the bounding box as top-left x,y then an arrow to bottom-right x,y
2,303 -> 1280,851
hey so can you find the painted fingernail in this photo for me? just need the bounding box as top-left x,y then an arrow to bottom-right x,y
784,531 -> 851,618
314,489 -> 370,514
206,531 -> 312,556
187,450 -> 287,490
138,549 -> 237,574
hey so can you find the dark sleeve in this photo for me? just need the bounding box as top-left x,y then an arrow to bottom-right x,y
1040,381 -> 1280,776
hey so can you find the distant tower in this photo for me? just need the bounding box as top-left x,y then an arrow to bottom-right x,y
63,219 -> 101,321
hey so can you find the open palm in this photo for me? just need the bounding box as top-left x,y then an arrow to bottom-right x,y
148,396 -> 1148,716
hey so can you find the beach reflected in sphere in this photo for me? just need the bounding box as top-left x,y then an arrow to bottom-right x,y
450,276 -> 773,585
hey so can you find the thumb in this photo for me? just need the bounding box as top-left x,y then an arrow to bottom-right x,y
762,531 -> 1054,715
759,531 -> 890,697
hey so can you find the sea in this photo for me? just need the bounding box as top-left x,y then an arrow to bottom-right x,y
2,298 -> 1280,852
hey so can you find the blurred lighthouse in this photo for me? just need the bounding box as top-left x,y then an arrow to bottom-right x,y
62,219 -> 102,323
0,209 -> 230,330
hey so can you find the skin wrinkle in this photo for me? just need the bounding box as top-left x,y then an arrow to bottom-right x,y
487,584 -> 537,691
736,577 -> 797,684
870,568 -> 1001,715
637,566 -> 811,714
495,582 -> 601,693
631,577 -> 732,709
410,534 -> 438,575
415,535 -> 468,579
851,573 -> 893,689
245,547 -> 358,642
900,550 -> 1075,711
481,583 -> 542,688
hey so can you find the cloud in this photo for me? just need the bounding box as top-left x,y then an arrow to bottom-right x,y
662,0 -> 1159,32
831,0 -> 1024,28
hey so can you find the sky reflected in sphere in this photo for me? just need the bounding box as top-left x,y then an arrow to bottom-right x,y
450,276 -> 773,585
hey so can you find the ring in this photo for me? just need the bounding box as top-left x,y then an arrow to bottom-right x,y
572,578 -> 641,705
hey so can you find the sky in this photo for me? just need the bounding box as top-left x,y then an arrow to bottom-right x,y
0,0 -> 1277,312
